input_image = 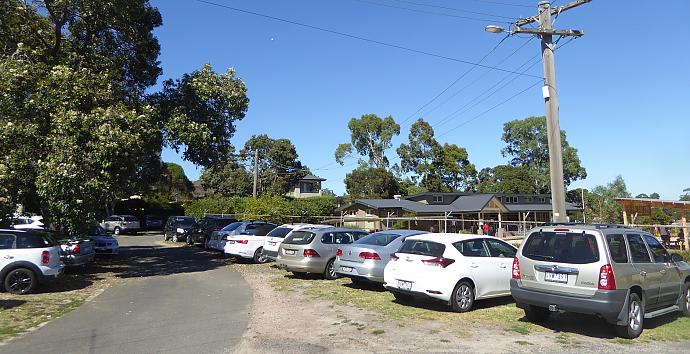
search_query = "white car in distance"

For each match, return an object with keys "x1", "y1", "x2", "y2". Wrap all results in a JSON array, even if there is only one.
[
  {"x1": 383, "y1": 233, "x2": 517, "y2": 312},
  {"x1": 261, "y1": 224, "x2": 332, "y2": 261},
  {"x1": 223, "y1": 223, "x2": 277, "y2": 263}
]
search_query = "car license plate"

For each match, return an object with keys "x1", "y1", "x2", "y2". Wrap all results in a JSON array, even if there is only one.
[
  {"x1": 227, "y1": 240, "x2": 235, "y2": 244},
  {"x1": 268, "y1": 242, "x2": 276, "y2": 246},
  {"x1": 544, "y1": 272, "x2": 568, "y2": 283},
  {"x1": 285, "y1": 249, "x2": 296, "y2": 255},
  {"x1": 341, "y1": 266, "x2": 353, "y2": 273},
  {"x1": 398, "y1": 280, "x2": 412, "y2": 291}
]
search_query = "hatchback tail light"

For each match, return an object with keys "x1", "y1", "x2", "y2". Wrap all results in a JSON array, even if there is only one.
[
  {"x1": 235, "y1": 240, "x2": 248, "y2": 244},
  {"x1": 390, "y1": 253, "x2": 399, "y2": 261},
  {"x1": 598, "y1": 264, "x2": 617, "y2": 290},
  {"x1": 512, "y1": 257, "x2": 521, "y2": 279},
  {"x1": 422, "y1": 257, "x2": 455, "y2": 268},
  {"x1": 336, "y1": 248, "x2": 343, "y2": 257},
  {"x1": 359, "y1": 252, "x2": 381, "y2": 260},
  {"x1": 72, "y1": 244, "x2": 81, "y2": 255},
  {"x1": 41, "y1": 250, "x2": 50, "y2": 265},
  {"x1": 303, "y1": 249, "x2": 320, "y2": 258}
]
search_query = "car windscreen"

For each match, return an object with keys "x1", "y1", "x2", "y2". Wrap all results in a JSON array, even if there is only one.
[
  {"x1": 356, "y1": 233, "x2": 402, "y2": 246},
  {"x1": 283, "y1": 231, "x2": 316, "y2": 245},
  {"x1": 221, "y1": 222, "x2": 243, "y2": 231},
  {"x1": 397, "y1": 239, "x2": 445, "y2": 257},
  {"x1": 124, "y1": 216, "x2": 139, "y2": 222},
  {"x1": 522, "y1": 231, "x2": 600, "y2": 264},
  {"x1": 266, "y1": 227, "x2": 293, "y2": 238}
]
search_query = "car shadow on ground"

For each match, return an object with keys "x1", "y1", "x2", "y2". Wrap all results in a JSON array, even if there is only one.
[
  {"x1": 342, "y1": 280, "x2": 387, "y2": 292},
  {"x1": 0, "y1": 299, "x2": 26, "y2": 310}
]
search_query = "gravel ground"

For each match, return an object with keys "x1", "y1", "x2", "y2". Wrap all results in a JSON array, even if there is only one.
[{"x1": 231, "y1": 262, "x2": 690, "y2": 354}]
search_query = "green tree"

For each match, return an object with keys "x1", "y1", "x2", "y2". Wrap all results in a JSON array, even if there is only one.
[
  {"x1": 344, "y1": 166, "x2": 399, "y2": 199},
  {"x1": 586, "y1": 175, "x2": 631, "y2": 223},
  {"x1": 335, "y1": 114, "x2": 400, "y2": 168},
  {"x1": 680, "y1": 188, "x2": 690, "y2": 201},
  {"x1": 501, "y1": 116, "x2": 587, "y2": 194},
  {"x1": 476, "y1": 165, "x2": 534, "y2": 194},
  {"x1": 148, "y1": 163, "x2": 194, "y2": 202},
  {"x1": 199, "y1": 160, "x2": 253, "y2": 198},
  {"x1": 241, "y1": 135, "x2": 305, "y2": 196},
  {"x1": 397, "y1": 119, "x2": 476, "y2": 192}
]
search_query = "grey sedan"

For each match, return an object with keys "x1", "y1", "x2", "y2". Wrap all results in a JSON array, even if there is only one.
[{"x1": 334, "y1": 230, "x2": 427, "y2": 284}]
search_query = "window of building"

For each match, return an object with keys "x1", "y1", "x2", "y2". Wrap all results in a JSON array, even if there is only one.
[
  {"x1": 432, "y1": 195, "x2": 443, "y2": 203},
  {"x1": 504, "y1": 196, "x2": 518, "y2": 204},
  {"x1": 540, "y1": 197, "x2": 546, "y2": 203},
  {"x1": 365, "y1": 209, "x2": 374, "y2": 215},
  {"x1": 525, "y1": 197, "x2": 533, "y2": 203},
  {"x1": 300, "y1": 181, "x2": 320, "y2": 193}
]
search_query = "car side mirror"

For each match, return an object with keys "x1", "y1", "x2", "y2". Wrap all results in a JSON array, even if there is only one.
[{"x1": 671, "y1": 253, "x2": 684, "y2": 263}]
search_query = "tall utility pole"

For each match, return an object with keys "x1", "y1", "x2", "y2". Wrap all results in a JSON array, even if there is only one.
[
  {"x1": 252, "y1": 149, "x2": 259, "y2": 198},
  {"x1": 486, "y1": 0, "x2": 589, "y2": 222}
]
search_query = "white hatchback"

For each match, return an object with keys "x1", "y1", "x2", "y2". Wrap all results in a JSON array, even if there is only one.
[
  {"x1": 223, "y1": 223, "x2": 277, "y2": 263},
  {"x1": 261, "y1": 224, "x2": 332, "y2": 261},
  {"x1": 383, "y1": 233, "x2": 517, "y2": 312}
]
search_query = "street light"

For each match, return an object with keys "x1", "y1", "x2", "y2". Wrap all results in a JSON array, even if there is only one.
[{"x1": 484, "y1": 25, "x2": 505, "y2": 34}]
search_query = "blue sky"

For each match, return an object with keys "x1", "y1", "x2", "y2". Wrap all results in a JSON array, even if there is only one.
[{"x1": 153, "y1": 0, "x2": 690, "y2": 199}]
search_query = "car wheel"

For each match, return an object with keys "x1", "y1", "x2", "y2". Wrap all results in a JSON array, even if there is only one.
[
  {"x1": 324, "y1": 258, "x2": 338, "y2": 280},
  {"x1": 113, "y1": 227, "x2": 121, "y2": 235},
  {"x1": 524, "y1": 305, "x2": 551, "y2": 322},
  {"x1": 451, "y1": 281, "x2": 475, "y2": 312},
  {"x1": 683, "y1": 282, "x2": 690, "y2": 317},
  {"x1": 393, "y1": 292, "x2": 412, "y2": 303},
  {"x1": 172, "y1": 234, "x2": 178, "y2": 242},
  {"x1": 253, "y1": 247, "x2": 268, "y2": 264},
  {"x1": 615, "y1": 293, "x2": 644, "y2": 339},
  {"x1": 4, "y1": 268, "x2": 37, "y2": 295}
]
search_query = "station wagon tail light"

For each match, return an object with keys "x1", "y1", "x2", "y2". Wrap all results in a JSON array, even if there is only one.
[
  {"x1": 72, "y1": 244, "x2": 81, "y2": 254},
  {"x1": 303, "y1": 249, "x2": 320, "y2": 258},
  {"x1": 390, "y1": 253, "x2": 399, "y2": 261},
  {"x1": 512, "y1": 257, "x2": 521, "y2": 279},
  {"x1": 598, "y1": 264, "x2": 617, "y2": 290},
  {"x1": 41, "y1": 250, "x2": 50, "y2": 265},
  {"x1": 359, "y1": 252, "x2": 381, "y2": 260},
  {"x1": 336, "y1": 248, "x2": 343, "y2": 257},
  {"x1": 422, "y1": 257, "x2": 455, "y2": 268},
  {"x1": 235, "y1": 240, "x2": 248, "y2": 244}
]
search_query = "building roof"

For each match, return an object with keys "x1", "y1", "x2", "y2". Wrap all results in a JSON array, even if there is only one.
[{"x1": 300, "y1": 174, "x2": 326, "y2": 181}]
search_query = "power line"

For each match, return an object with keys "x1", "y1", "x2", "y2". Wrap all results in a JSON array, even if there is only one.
[
  {"x1": 351, "y1": 0, "x2": 513, "y2": 23},
  {"x1": 398, "y1": 34, "x2": 511, "y2": 126},
  {"x1": 194, "y1": 0, "x2": 542, "y2": 79},
  {"x1": 411, "y1": 36, "x2": 535, "y2": 126},
  {"x1": 388, "y1": 0, "x2": 517, "y2": 20},
  {"x1": 466, "y1": 0, "x2": 533, "y2": 9}
]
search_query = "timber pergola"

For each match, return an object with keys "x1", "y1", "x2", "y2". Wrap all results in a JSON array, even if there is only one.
[{"x1": 615, "y1": 198, "x2": 690, "y2": 250}]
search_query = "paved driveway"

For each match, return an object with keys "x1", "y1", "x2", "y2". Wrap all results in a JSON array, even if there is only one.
[{"x1": 1, "y1": 235, "x2": 251, "y2": 354}]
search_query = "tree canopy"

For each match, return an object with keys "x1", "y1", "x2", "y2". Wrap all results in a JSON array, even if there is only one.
[
  {"x1": 335, "y1": 113, "x2": 400, "y2": 169},
  {"x1": 241, "y1": 134, "x2": 305, "y2": 196},
  {"x1": 344, "y1": 166, "x2": 399, "y2": 199}
]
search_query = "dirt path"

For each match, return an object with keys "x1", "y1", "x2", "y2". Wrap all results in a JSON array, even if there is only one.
[{"x1": 231, "y1": 262, "x2": 690, "y2": 354}]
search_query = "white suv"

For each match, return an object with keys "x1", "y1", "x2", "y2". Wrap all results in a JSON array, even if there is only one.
[
  {"x1": 261, "y1": 224, "x2": 332, "y2": 261},
  {"x1": 0, "y1": 229, "x2": 65, "y2": 294}
]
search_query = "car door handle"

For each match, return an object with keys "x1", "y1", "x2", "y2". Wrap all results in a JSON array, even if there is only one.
[
  {"x1": 470, "y1": 264, "x2": 479, "y2": 268},
  {"x1": 3, "y1": 255, "x2": 13, "y2": 259},
  {"x1": 499, "y1": 264, "x2": 508, "y2": 268},
  {"x1": 639, "y1": 271, "x2": 647, "y2": 277}
]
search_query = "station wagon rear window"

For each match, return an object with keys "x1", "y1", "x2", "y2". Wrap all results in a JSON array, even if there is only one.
[
  {"x1": 356, "y1": 233, "x2": 403, "y2": 246},
  {"x1": 522, "y1": 231, "x2": 599, "y2": 264},
  {"x1": 221, "y1": 222, "x2": 243, "y2": 232},
  {"x1": 124, "y1": 216, "x2": 139, "y2": 222},
  {"x1": 283, "y1": 231, "x2": 315, "y2": 245},
  {"x1": 266, "y1": 227, "x2": 293, "y2": 238},
  {"x1": 398, "y1": 240, "x2": 445, "y2": 257}
]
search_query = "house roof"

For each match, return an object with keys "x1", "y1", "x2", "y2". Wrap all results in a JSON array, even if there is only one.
[
  {"x1": 300, "y1": 174, "x2": 326, "y2": 181},
  {"x1": 448, "y1": 194, "x2": 496, "y2": 212}
]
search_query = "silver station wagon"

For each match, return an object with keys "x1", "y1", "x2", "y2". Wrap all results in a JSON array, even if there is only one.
[
  {"x1": 511, "y1": 224, "x2": 690, "y2": 338},
  {"x1": 276, "y1": 227, "x2": 368, "y2": 279}
]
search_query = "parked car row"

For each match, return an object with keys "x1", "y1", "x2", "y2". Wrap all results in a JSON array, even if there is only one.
[
  {"x1": 0, "y1": 227, "x2": 120, "y2": 295},
  {"x1": 253, "y1": 223, "x2": 690, "y2": 339}
]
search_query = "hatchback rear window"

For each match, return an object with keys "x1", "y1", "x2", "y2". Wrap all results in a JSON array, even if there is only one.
[
  {"x1": 283, "y1": 231, "x2": 315, "y2": 245},
  {"x1": 124, "y1": 216, "x2": 139, "y2": 222},
  {"x1": 16, "y1": 234, "x2": 57, "y2": 248},
  {"x1": 522, "y1": 231, "x2": 599, "y2": 264},
  {"x1": 266, "y1": 227, "x2": 293, "y2": 238},
  {"x1": 356, "y1": 233, "x2": 402, "y2": 246},
  {"x1": 398, "y1": 240, "x2": 445, "y2": 257}
]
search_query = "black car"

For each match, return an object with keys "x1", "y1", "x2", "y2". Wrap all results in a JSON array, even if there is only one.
[
  {"x1": 188, "y1": 216, "x2": 238, "y2": 245},
  {"x1": 163, "y1": 216, "x2": 197, "y2": 242}
]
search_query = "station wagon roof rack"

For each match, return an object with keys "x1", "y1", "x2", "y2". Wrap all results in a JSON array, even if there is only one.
[{"x1": 541, "y1": 222, "x2": 633, "y2": 230}]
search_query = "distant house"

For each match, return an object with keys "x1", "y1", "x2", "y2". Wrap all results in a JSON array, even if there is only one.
[
  {"x1": 336, "y1": 192, "x2": 581, "y2": 234},
  {"x1": 287, "y1": 174, "x2": 326, "y2": 199}
]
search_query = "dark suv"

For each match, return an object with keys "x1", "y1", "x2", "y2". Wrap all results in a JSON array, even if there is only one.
[
  {"x1": 163, "y1": 216, "x2": 197, "y2": 243},
  {"x1": 189, "y1": 216, "x2": 237, "y2": 245}
]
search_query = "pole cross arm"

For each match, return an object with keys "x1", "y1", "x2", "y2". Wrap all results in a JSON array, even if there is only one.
[
  {"x1": 515, "y1": 0, "x2": 592, "y2": 27},
  {"x1": 512, "y1": 27, "x2": 584, "y2": 37}
]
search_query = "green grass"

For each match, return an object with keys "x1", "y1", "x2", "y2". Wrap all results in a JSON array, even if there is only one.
[
  {"x1": 508, "y1": 324, "x2": 531, "y2": 335},
  {"x1": 371, "y1": 329, "x2": 385, "y2": 335}
]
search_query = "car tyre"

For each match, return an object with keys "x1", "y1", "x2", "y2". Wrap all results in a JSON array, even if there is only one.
[
  {"x1": 681, "y1": 282, "x2": 690, "y2": 317},
  {"x1": 615, "y1": 293, "x2": 644, "y2": 339},
  {"x1": 4, "y1": 268, "x2": 37, "y2": 295},
  {"x1": 253, "y1": 247, "x2": 268, "y2": 264},
  {"x1": 451, "y1": 281, "x2": 475, "y2": 312},
  {"x1": 113, "y1": 227, "x2": 121, "y2": 235},
  {"x1": 524, "y1": 305, "x2": 551, "y2": 322},
  {"x1": 393, "y1": 292, "x2": 413, "y2": 303},
  {"x1": 324, "y1": 258, "x2": 338, "y2": 280}
]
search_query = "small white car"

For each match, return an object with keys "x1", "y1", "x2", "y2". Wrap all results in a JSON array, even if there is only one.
[
  {"x1": 261, "y1": 224, "x2": 332, "y2": 261},
  {"x1": 384, "y1": 233, "x2": 517, "y2": 312},
  {"x1": 223, "y1": 223, "x2": 277, "y2": 263},
  {"x1": 0, "y1": 229, "x2": 65, "y2": 295},
  {"x1": 11, "y1": 216, "x2": 45, "y2": 230}
]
